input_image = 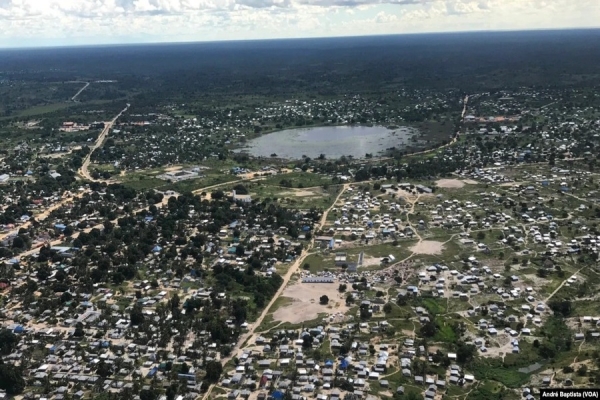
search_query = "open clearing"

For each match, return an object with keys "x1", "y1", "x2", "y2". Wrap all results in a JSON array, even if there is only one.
[
  {"x1": 409, "y1": 240, "x2": 445, "y2": 255},
  {"x1": 436, "y1": 178, "x2": 477, "y2": 188},
  {"x1": 280, "y1": 189, "x2": 319, "y2": 197},
  {"x1": 272, "y1": 281, "x2": 348, "y2": 324}
]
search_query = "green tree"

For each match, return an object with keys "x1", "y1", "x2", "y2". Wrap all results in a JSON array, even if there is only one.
[
  {"x1": 0, "y1": 330, "x2": 19, "y2": 355},
  {"x1": 0, "y1": 361, "x2": 25, "y2": 394},
  {"x1": 420, "y1": 321, "x2": 437, "y2": 338},
  {"x1": 204, "y1": 361, "x2": 223, "y2": 383},
  {"x1": 73, "y1": 322, "x2": 85, "y2": 337},
  {"x1": 130, "y1": 303, "x2": 145, "y2": 325}
]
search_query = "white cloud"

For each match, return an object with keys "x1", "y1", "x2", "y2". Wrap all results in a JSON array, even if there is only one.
[
  {"x1": 375, "y1": 11, "x2": 397, "y2": 23},
  {"x1": 0, "y1": 0, "x2": 597, "y2": 46}
]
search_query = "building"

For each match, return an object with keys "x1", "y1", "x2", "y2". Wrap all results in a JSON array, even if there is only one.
[
  {"x1": 416, "y1": 185, "x2": 433, "y2": 194},
  {"x1": 232, "y1": 190, "x2": 252, "y2": 203},
  {"x1": 302, "y1": 277, "x2": 334, "y2": 283}
]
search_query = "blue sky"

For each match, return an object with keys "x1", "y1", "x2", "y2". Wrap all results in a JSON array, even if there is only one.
[{"x1": 0, "y1": 0, "x2": 598, "y2": 48}]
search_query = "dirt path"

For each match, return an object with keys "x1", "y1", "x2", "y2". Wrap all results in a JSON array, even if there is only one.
[
  {"x1": 462, "y1": 95, "x2": 470, "y2": 119},
  {"x1": 71, "y1": 82, "x2": 90, "y2": 101},
  {"x1": 189, "y1": 169, "x2": 305, "y2": 196},
  {"x1": 79, "y1": 104, "x2": 129, "y2": 181},
  {"x1": 191, "y1": 179, "x2": 243, "y2": 194},
  {"x1": 544, "y1": 266, "x2": 584, "y2": 303},
  {"x1": 12, "y1": 193, "x2": 175, "y2": 263},
  {"x1": 0, "y1": 191, "x2": 88, "y2": 242},
  {"x1": 201, "y1": 184, "x2": 349, "y2": 400}
]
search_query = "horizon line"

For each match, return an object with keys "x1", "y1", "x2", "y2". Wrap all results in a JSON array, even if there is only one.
[{"x1": 0, "y1": 26, "x2": 599, "y2": 51}]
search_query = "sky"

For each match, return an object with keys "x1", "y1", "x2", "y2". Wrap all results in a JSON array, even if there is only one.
[{"x1": 0, "y1": 0, "x2": 598, "y2": 48}]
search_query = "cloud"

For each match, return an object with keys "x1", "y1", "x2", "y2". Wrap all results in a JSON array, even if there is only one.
[
  {"x1": 0, "y1": 0, "x2": 597, "y2": 46},
  {"x1": 375, "y1": 11, "x2": 397, "y2": 23}
]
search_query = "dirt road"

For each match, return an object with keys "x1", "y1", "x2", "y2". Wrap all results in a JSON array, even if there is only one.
[
  {"x1": 0, "y1": 192, "x2": 88, "y2": 242},
  {"x1": 201, "y1": 184, "x2": 349, "y2": 400},
  {"x1": 13, "y1": 193, "x2": 175, "y2": 262},
  {"x1": 461, "y1": 95, "x2": 469, "y2": 119},
  {"x1": 79, "y1": 104, "x2": 129, "y2": 181},
  {"x1": 544, "y1": 266, "x2": 584, "y2": 303},
  {"x1": 71, "y1": 82, "x2": 90, "y2": 101}
]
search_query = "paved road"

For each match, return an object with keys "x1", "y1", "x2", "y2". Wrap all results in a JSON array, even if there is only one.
[
  {"x1": 79, "y1": 104, "x2": 129, "y2": 181},
  {"x1": 201, "y1": 184, "x2": 349, "y2": 400}
]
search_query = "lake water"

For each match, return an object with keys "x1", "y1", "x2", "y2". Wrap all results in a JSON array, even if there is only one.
[{"x1": 236, "y1": 125, "x2": 418, "y2": 159}]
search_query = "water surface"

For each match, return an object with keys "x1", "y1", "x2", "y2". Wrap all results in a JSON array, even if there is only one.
[{"x1": 237, "y1": 125, "x2": 418, "y2": 159}]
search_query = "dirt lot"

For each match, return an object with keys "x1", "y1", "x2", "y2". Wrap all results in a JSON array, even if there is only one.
[
  {"x1": 361, "y1": 256, "x2": 381, "y2": 267},
  {"x1": 409, "y1": 240, "x2": 445, "y2": 255},
  {"x1": 272, "y1": 282, "x2": 348, "y2": 324},
  {"x1": 436, "y1": 178, "x2": 477, "y2": 188},
  {"x1": 280, "y1": 189, "x2": 320, "y2": 197},
  {"x1": 436, "y1": 178, "x2": 465, "y2": 189}
]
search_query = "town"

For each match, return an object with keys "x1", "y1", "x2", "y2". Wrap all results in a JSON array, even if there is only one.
[{"x1": 0, "y1": 31, "x2": 600, "y2": 400}]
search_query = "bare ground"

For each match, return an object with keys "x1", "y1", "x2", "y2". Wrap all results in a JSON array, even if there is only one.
[
  {"x1": 436, "y1": 178, "x2": 477, "y2": 189},
  {"x1": 280, "y1": 190, "x2": 320, "y2": 197},
  {"x1": 436, "y1": 178, "x2": 466, "y2": 189},
  {"x1": 272, "y1": 282, "x2": 348, "y2": 324},
  {"x1": 409, "y1": 240, "x2": 445, "y2": 255},
  {"x1": 361, "y1": 256, "x2": 381, "y2": 267}
]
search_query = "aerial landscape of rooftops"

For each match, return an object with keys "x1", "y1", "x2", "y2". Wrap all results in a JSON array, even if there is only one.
[{"x1": 0, "y1": 1, "x2": 600, "y2": 399}]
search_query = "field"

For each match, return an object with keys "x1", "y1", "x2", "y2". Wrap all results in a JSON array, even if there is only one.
[{"x1": 272, "y1": 281, "x2": 348, "y2": 325}]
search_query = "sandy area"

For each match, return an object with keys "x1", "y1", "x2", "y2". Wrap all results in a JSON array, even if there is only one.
[
  {"x1": 361, "y1": 256, "x2": 381, "y2": 267},
  {"x1": 272, "y1": 282, "x2": 348, "y2": 324},
  {"x1": 43, "y1": 152, "x2": 72, "y2": 159},
  {"x1": 240, "y1": 172, "x2": 259, "y2": 179},
  {"x1": 436, "y1": 178, "x2": 480, "y2": 189},
  {"x1": 280, "y1": 190, "x2": 319, "y2": 197},
  {"x1": 409, "y1": 240, "x2": 445, "y2": 255}
]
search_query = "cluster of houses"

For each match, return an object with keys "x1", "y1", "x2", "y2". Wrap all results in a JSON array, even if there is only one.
[{"x1": 216, "y1": 323, "x2": 478, "y2": 400}]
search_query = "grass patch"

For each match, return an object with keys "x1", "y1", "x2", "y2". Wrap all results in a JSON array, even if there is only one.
[
  {"x1": 434, "y1": 322, "x2": 457, "y2": 343},
  {"x1": 347, "y1": 242, "x2": 416, "y2": 259},
  {"x1": 419, "y1": 297, "x2": 447, "y2": 315},
  {"x1": 301, "y1": 253, "x2": 334, "y2": 274},
  {"x1": 168, "y1": 174, "x2": 240, "y2": 193},
  {"x1": 256, "y1": 314, "x2": 279, "y2": 333},
  {"x1": 269, "y1": 296, "x2": 294, "y2": 313},
  {"x1": 3, "y1": 102, "x2": 72, "y2": 119},
  {"x1": 570, "y1": 300, "x2": 600, "y2": 317},
  {"x1": 379, "y1": 303, "x2": 410, "y2": 319},
  {"x1": 260, "y1": 172, "x2": 333, "y2": 188},
  {"x1": 389, "y1": 318, "x2": 418, "y2": 332},
  {"x1": 210, "y1": 386, "x2": 227, "y2": 397},
  {"x1": 121, "y1": 177, "x2": 165, "y2": 190},
  {"x1": 473, "y1": 358, "x2": 531, "y2": 388}
]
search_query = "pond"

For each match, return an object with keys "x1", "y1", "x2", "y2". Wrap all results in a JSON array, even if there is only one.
[{"x1": 236, "y1": 125, "x2": 418, "y2": 159}]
